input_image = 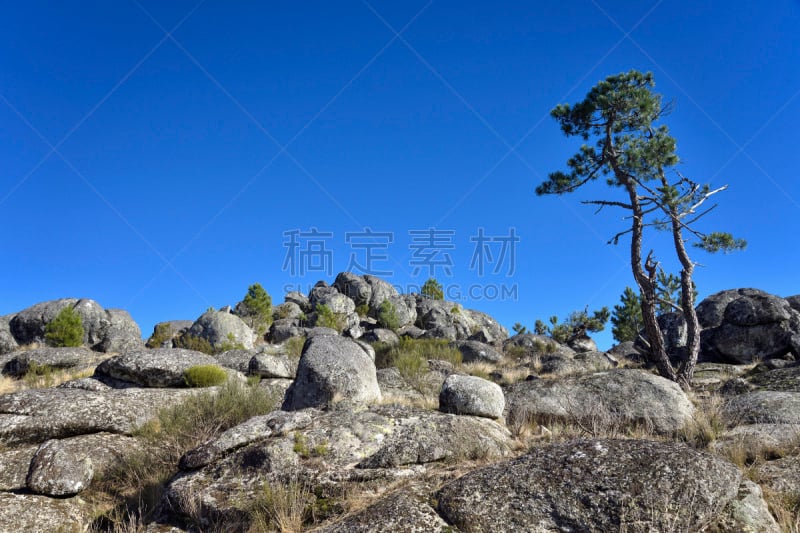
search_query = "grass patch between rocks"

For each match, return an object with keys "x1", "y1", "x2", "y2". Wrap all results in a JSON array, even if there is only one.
[{"x1": 89, "y1": 378, "x2": 281, "y2": 530}]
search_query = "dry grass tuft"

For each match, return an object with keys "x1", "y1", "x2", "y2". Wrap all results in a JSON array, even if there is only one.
[{"x1": 677, "y1": 393, "x2": 727, "y2": 450}]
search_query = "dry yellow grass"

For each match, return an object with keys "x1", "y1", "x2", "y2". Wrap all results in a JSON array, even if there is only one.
[
  {"x1": 0, "y1": 365, "x2": 96, "y2": 394},
  {"x1": 0, "y1": 375, "x2": 17, "y2": 395}
]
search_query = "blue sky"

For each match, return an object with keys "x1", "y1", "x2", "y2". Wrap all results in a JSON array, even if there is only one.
[{"x1": 2, "y1": 1, "x2": 798, "y2": 350}]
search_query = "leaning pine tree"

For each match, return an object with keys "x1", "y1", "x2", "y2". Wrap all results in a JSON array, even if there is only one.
[{"x1": 537, "y1": 70, "x2": 745, "y2": 389}]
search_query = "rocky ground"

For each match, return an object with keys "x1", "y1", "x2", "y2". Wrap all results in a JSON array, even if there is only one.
[{"x1": 0, "y1": 274, "x2": 799, "y2": 532}]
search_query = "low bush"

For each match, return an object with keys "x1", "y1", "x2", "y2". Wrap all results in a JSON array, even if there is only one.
[
  {"x1": 44, "y1": 306, "x2": 84, "y2": 347},
  {"x1": 173, "y1": 334, "x2": 215, "y2": 355},
  {"x1": 183, "y1": 365, "x2": 228, "y2": 387},
  {"x1": 377, "y1": 300, "x2": 400, "y2": 331},
  {"x1": 314, "y1": 304, "x2": 346, "y2": 332},
  {"x1": 146, "y1": 323, "x2": 173, "y2": 349}
]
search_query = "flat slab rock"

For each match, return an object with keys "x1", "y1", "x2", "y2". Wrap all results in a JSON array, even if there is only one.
[
  {"x1": 95, "y1": 348, "x2": 220, "y2": 387},
  {"x1": 745, "y1": 363, "x2": 800, "y2": 392},
  {"x1": 0, "y1": 386, "x2": 202, "y2": 445},
  {"x1": 0, "y1": 492, "x2": 88, "y2": 532},
  {"x1": 436, "y1": 438, "x2": 744, "y2": 533},
  {"x1": 0, "y1": 444, "x2": 38, "y2": 491},
  {"x1": 755, "y1": 456, "x2": 800, "y2": 494},
  {"x1": 504, "y1": 369, "x2": 694, "y2": 435},
  {"x1": 722, "y1": 391, "x2": 800, "y2": 424},
  {"x1": 1, "y1": 346, "x2": 107, "y2": 377},
  {"x1": 164, "y1": 405, "x2": 512, "y2": 528}
]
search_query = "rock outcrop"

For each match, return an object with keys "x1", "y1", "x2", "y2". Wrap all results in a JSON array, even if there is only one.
[
  {"x1": 698, "y1": 289, "x2": 800, "y2": 363},
  {"x1": 7, "y1": 298, "x2": 142, "y2": 352}
]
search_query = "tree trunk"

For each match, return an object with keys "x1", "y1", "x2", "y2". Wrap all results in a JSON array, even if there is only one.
[
  {"x1": 623, "y1": 182, "x2": 677, "y2": 382},
  {"x1": 668, "y1": 208, "x2": 700, "y2": 390}
]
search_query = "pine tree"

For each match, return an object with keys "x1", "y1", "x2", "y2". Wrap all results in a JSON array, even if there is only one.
[{"x1": 537, "y1": 70, "x2": 745, "y2": 388}]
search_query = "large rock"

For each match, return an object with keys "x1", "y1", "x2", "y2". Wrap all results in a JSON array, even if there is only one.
[
  {"x1": 745, "y1": 363, "x2": 800, "y2": 392},
  {"x1": 715, "y1": 479, "x2": 781, "y2": 533},
  {"x1": 635, "y1": 312, "x2": 688, "y2": 363},
  {"x1": 462, "y1": 308, "x2": 509, "y2": 343},
  {"x1": 722, "y1": 391, "x2": 800, "y2": 424},
  {"x1": 8, "y1": 298, "x2": 142, "y2": 352},
  {"x1": 26, "y1": 433, "x2": 138, "y2": 496},
  {"x1": 439, "y1": 374, "x2": 504, "y2": 419},
  {"x1": 333, "y1": 272, "x2": 373, "y2": 307},
  {"x1": 180, "y1": 410, "x2": 313, "y2": 470},
  {"x1": 272, "y1": 301, "x2": 303, "y2": 321},
  {"x1": 452, "y1": 340, "x2": 503, "y2": 364},
  {"x1": 248, "y1": 353, "x2": 296, "y2": 379},
  {"x1": 310, "y1": 282, "x2": 356, "y2": 316},
  {"x1": 98, "y1": 308, "x2": 143, "y2": 352},
  {"x1": 755, "y1": 456, "x2": 800, "y2": 494},
  {"x1": 504, "y1": 333, "x2": 574, "y2": 358},
  {"x1": 361, "y1": 328, "x2": 400, "y2": 345},
  {"x1": 385, "y1": 294, "x2": 417, "y2": 328},
  {"x1": 213, "y1": 348, "x2": 255, "y2": 373},
  {"x1": 186, "y1": 309, "x2": 256, "y2": 351},
  {"x1": 163, "y1": 405, "x2": 512, "y2": 527},
  {"x1": 504, "y1": 369, "x2": 694, "y2": 435},
  {"x1": 436, "y1": 439, "x2": 743, "y2": 532},
  {"x1": 0, "y1": 445, "x2": 38, "y2": 491},
  {"x1": 0, "y1": 493, "x2": 88, "y2": 532},
  {"x1": 537, "y1": 351, "x2": 617, "y2": 377},
  {"x1": 314, "y1": 484, "x2": 450, "y2": 533},
  {"x1": 364, "y1": 274, "x2": 399, "y2": 311},
  {"x1": 146, "y1": 319, "x2": 193, "y2": 348},
  {"x1": 697, "y1": 289, "x2": 800, "y2": 363},
  {"x1": 282, "y1": 335, "x2": 381, "y2": 410},
  {"x1": 0, "y1": 387, "x2": 200, "y2": 445},
  {"x1": 2, "y1": 346, "x2": 107, "y2": 377},
  {"x1": 284, "y1": 291, "x2": 311, "y2": 312},
  {"x1": 26, "y1": 438, "x2": 94, "y2": 496},
  {"x1": 95, "y1": 348, "x2": 219, "y2": 387},
  {"x1": 0, "y1": 315, "x2": 18, "y2": 355},
  {"x1": 711, "y1": 424, "x2": 800, "y2": 461},
  {"x1": 269, "y1": 319, "x2": 308, "y2": 343}
]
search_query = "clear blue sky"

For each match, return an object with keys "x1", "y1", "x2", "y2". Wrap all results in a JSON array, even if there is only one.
[{"x1": 2, "y1": 1, "x2": 798, "y2": 350}]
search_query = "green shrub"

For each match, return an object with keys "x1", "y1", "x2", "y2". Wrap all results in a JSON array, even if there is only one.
[
  {"x1": 146, "y1": 323, "x2": 173, "y2": 348},
  {"x1": 238, "y1": 283, "x2": 273, "y2": 336},
  {"x1": 183, "y1": 365, "x2": 228, "y2": 387},
  {"x1": 450, "y1": 305, "x2": 461, "y2": 315},
  {"x1": 377, "y1": 300, "x2": 400, "y2": 331},
  {"x1": 44, "y1": 306, "x2": 84, "y2": 347},
  {"x1": 173, "y1": 334, "x2": 214, "y2": 355},
  {"x1": 314, "y1": 304, "x2": 346, "y2": 332},
  {"x1": 374, "y1": 337, "x2": 462, "y2": 375},
  {"x1": 23, "y1": 362, "x2": 55, "y2": 388},
  {"x1": 284, "y1": 337, "x2": 306, "y2": 359},
  {"x1": 421, "y1": 278, "x2": 444, "y2": 300},
  {"x1": 355, "y1": 304, "x2": 370, "y2": 318},
  {"x1": 216, "y1": 332, "x2": 246, "y2": 353}
]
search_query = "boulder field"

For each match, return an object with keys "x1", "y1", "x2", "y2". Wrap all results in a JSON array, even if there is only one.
[{"x1": 0, "y1": 276, "x2": 797, "y2": 531}]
